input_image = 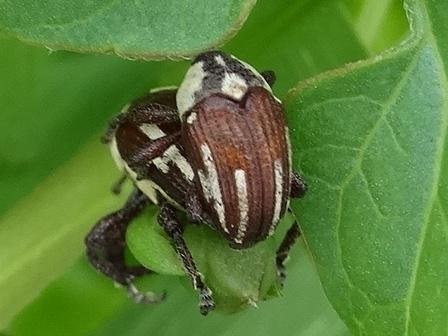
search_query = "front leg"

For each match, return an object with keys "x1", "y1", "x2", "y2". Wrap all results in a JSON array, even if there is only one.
[
  {"x1": 158, "y1": 203, "x2": 215, "y2": 315},
  {"x1": 185, "y1": 185, "x2": 213, "y2": 225},
  {"x1": 126, "y1": 132, "x2": 181, "y2": 180},
  {"x1": 290, "y1": 171, "x2": 307, "y2": 198},
  {"x1": 85, "y1": 189, "x2": 164, "y2": 303},
  {"x1": 111, "y1": 173, "x2": 128, "y2": 195},
  {"x1": 261, "y1": 70, "x2": 276, "y2": 87},
  {"x1": 102, "y1": 89, "x2": 180, "y2": 144},
  {"x1": 276, "y1": 223, "x2": 301, "y2": 286},
  {"x1": 275, "y1": 172, "x2": 307, "y2": 284}
]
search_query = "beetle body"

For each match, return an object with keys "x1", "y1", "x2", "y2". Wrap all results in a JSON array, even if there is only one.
[
  {"x1": 87, "y1": 51, "x2": 306, "y2": 315},
  {"x1": 109, "y1": 88, "x2": 193, "y2": 209},
  {"x1": 177, "y1": 51, "x2": 291, "y2": 248}
]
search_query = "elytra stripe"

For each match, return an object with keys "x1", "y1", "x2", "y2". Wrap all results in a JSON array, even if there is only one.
[
  {"x1": 269, "y1": 159, "x2": 284, "y2": 235},
  {"x1": 235, "y1": 169, "x2": 249, "y2": 243},
  {"x1": 197, "y1": 143, "x2": 227, "y2": 232}
]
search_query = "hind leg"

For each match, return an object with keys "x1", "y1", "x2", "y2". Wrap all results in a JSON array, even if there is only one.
[
  {"x1": 158, "y1": 202, "x2": 215, "y2": 315},
  {"x1": 85, "y1": 189, "x2": 164, "y2": 303}
]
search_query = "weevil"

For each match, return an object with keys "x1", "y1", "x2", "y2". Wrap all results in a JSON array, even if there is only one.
[{"x1": 85, "y1": 51, "x2": 307, "y2": 315}]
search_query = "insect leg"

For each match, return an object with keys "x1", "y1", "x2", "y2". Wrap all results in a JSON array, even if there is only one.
[
  {"x1": 102, "y1": 113, "x2": 127, "y2": 144},
  {"x1": 126, "y1": 103, "x2": 179, "y2": 125},
  {"x1": 102, "y1": 89, "x2": 180, "y2": 145},
  {"x1": 185, "y1": 185, "x2": 214, "y2": 225},
  {"x1": 124, "y1": 131, "x2": 181, "y2": 181},
  {"x1": 85, "y1": 189, "x2": 164, "y2": 303},
  {"x1": 276, "y1": 222, "x2": 301, "y2": 286},
  {"x1": 158, "y1": 202, "x2": 215, "y2": 315},
  {"x1": 279, "y1": 172, "x2": 306, "y2": 284},
  {"x1": 111, "y1": 173, "x2": 128, "y2": 195},
  {"x1": 290, "y1": 171, "x2": 307, "y2": 198}
]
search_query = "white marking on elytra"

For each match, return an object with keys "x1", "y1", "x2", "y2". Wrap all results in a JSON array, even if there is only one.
[
  {"x1": 285, "y1": 126, "x2": 292, "y2": 170},
  {"x1": 186, "y1": 112, "x2": 197, "y2": 124},
  {"x1": 168, "y1": 146, "x2": 195, "y2": 181},
  {"x1": 112, "y1": 143, "x2": 182, "y2": 207},
  {"x1": 140, "y1": 178, "x2": 183, "y2": 209},
  {"x1": 221, "y1": 72, "x2": 248, "y2": 101},
  {"x1": 215, "y1": 55, "x2": 226, "y2": 66},
  {"x1": 139, "y1": 124, "x2": 194, "y2": 181},
  {"x1": 111, "y1": 126, "x2": 183, "y2": 207},
  {"x1": 176, "y1": 61, "x2": 206, "y2": 117},
  {"x1": 235, "y1": 169, "x2": 249, "y2": 243},
  {"x1": 269, "y1": 159, "x2": 284, "y2": 236},
  {"x1": 154, "y1": 145, "x2": 194, "y2": 181},
  {"x1": 124, "y1": 161, "x2": 159, "y2": 205},
  {"x1": 197, "y1": 144, "x2": 227, "y2": 232},
  {"x1": 110, "y1": 137, "x2": 125, "y2": 171},
  {"x1": 139, "y1": 124, "x2": 165, "y2": 140},
  {"x1": 137, "y1": 179, "x2": 161, "y2": 205},
  {"x1": 110, "y1": 126, "x2": 159, "y2": 204},
  {"x1": 285, "y1": 126, "x2": 292, "y2": 207}
]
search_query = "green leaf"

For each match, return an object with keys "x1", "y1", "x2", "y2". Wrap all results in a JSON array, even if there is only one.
[
  {"x1": 9, "y1": 260, "x2": 128, "y2": 336},
  {"x1": 127, "y1": 206, "x2": 282, "y2": 313},
  {"x1": 126, "y1": 207, "x2": 185, "y2": 276},
  {"x1": 0, "y1": 141, "x2": 122, "y2": 328},
  {"x1": 10, "y1": 242, "x2": 347, "y2": 336},
  {"x1": 0, "y1": 0, "x2": 255, "y2": 60},
  {"x1": 1, "y1": 0, "x2": 407, "y2": 333},
  {"x1": 226, "y1": 0, "x2": 369, "y2": 96},
  {"x1": 346, "y1": 0, "x2": 408, "y2": 54},
  {"x1": 0, "y1": 37, "x2": 184, "y2": 329},
  {"x1": 288, "y1": 0, "x2": 448, "y2": 334}
]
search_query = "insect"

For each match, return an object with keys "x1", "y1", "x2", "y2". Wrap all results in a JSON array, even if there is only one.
[{"x1": 85, "y1": 51, "x2": 307, "y2": 315}]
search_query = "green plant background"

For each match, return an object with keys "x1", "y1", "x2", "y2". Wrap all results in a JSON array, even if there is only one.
[{"x1": 1, "y1": 0, "x2": 445, "y2": 335}]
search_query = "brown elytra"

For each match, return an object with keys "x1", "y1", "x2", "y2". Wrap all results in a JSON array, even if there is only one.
[{"x1": 182, "y1": 86, "x2": 291, "y2": 248}]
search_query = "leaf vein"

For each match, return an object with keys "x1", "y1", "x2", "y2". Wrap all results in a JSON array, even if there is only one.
[
  {"x1": 299, "y1": 95, "x2": 384, "y2": 117},
  {"x1": 334, "y1": 50, "x2": 420, "y2": 304},
  {"x1": 404, "y1": 15, "x2": 448, "y2": 333},
  {"x1": 384, "y1": 117, "x2": 408, "y2": 155},
  {"x1": 359, "y1": 170, "x2": 387, "y2": 218}
]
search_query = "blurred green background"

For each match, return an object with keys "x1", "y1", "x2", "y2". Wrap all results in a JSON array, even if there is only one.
[{"x1": 0, "y1": 0, "x2": 408, "y2": 335}]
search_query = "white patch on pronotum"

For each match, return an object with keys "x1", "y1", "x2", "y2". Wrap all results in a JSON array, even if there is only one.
[
  {"x1": 149, "y1": 85, "x2": 177, "y2": 93},
  {"x1": 197, "y1": 144, "x2": 227, "y2": 232},
  {"x1": 230, "y1": 54, "x2": 272, "y2": 93},
  {"x1": 120, "y1": 103, "x2": 131, "y2": 113},
  {"x1": 221, "y1": 72, "x2": 248, "y2": 101},
  {"x1": 269, "y1": 159, "x2": 284, "y2": 236},
  {"x1": 176, "y1": 61, "x2": 206, "y2": 117},
  {"x1": 214, "y1": 55, "x2": 226, "y2": 66},
  {"x1": 234, "y1": 169, "x2": 249, "y2": 243},
  {"x1": 186, "y1": 112, "x2": 197, "y2": 124}
]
